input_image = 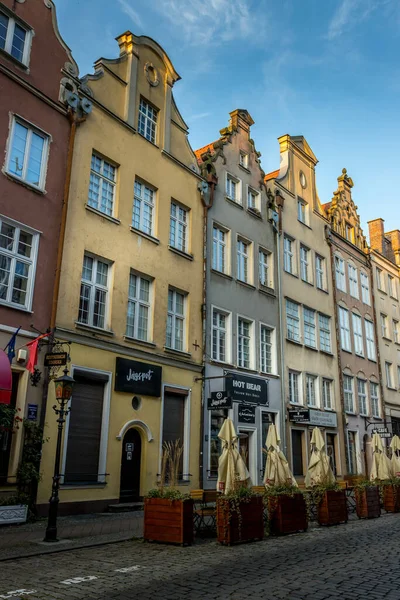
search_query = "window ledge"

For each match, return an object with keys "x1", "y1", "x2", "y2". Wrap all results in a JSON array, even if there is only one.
[
  {"x1": 284, "y1": 270, "x2": 298, "y2": 279},
  {"x1": 237, "y1": 279, "x2": 256, "y2": 290},
  {"x1": 85, "y1": 204, "x2": 121, "y2": 225},
  {"x1": 387, "y1": 386, "x2": 397, "y2": 391},
  {"x1": 130, "y1": 227, "x2": 160, "y2": 245},
  {"x1": 75, "y1": 322, "x2": 114, "y2": 337},
  {"x1": 0, "y1": 300, "x2": 33, "y2": 313},
  {"x1": 211, "y1": 269, "x2": 233, "y2": 281},
  {"x1": 301, "y1": 278, "x2": 314, "y2": 287},
  {"x1": 209, "y1": 359, "x2": 235, "y2": 369},
  {"x1": 320, "y1": 350, "x2": 334, "y2": 357},
  {"x1": 341, "y1": 348, "x2": 353, "y2": 354},
  {"x1": 138, "y1": 132, "x2": 159, "y2": 148},
  {"x1": 61, "y1": 483, "x2": 107, "y2": 490},
  {"x1": 259, "y1": 371, "x2": 279, "y2": 379},
  {"x1": 286, "y1": 337, "x2": 302, "y2": 346},
  {"x1": 382, "y1": 336, "x2": 392, "y2": 342},
  {"x1": 367, "y1": 358, "x2": 377, "y2": 363},
  {"x1": 238, "y1": 164, "x2": 251, "y2": 174},
  {"x1": 258, "y1": 285, "x2": 276, "y2": 297},
  {"x1": 390, "y1": 295, "x2": 398, "y2": 301},
  {"x1": 0, "y1": 47, "x2": 28, "y2": 71},
  {"x1": 124, "y1": 336, "x2": 157, "y2": 349},
  {"x1": 247, "y1": 208, "x2": 262, "y2": 220},
  {"x1": 168, "y1": 246, "x2": 194, "y2": 261},
  {"x1": 304, "y1": 344, "x2": 318, "y2": 352},
  {"x1": 355, "y1": 353, "x2": 365, "y2": 359},
  {"x1": 316, "y1": 286, "x2": 329, "y2": 294},
  {"x1": 298, "y1": 220, "x2": 312, "y2": 230},
  {"x1": 235, "y1": 366, "x2": 258, "y2": 375},
  {"x1": 345, "y1": 411, "x2": 356, "y2": 415},
  {"x1": 164, "y1": 346, "x2": 192, "y2": 359},
  {"x1": 225, "y1": 196, "x2": 243, "y2": 209},
  {"x1": 3, "y1": 170, "x2": 46, "y2": 195},
  {"x1": 378, "y1": 289, "x2": 387, "y2": 295}
]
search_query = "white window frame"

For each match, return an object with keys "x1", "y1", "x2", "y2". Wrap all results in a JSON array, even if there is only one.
[
  {"x1": 237, "y1": 315, "x2": 254, "y2": 369},
  {"x1": 303, "y1": 307, "x2": 316, "y2": 348},
  {"x1": 138, "y1": 97, "x2": 158, "y2": 144},
  {"x1": 365, "y1": 319, "x2": 376, "y2": 361},
  {"x1": 357, "y1": 378, "x2": 368, "y2": 417},
  {"x1": 77, "y1": 253, "x2": 111, "y2": 330},
  {"x1": 318, "y1": 313, "x2": 331, "y2": 353},
  {"x1": 259, "y1": 323, "x2": 275, "y2": 374},
  {"x1": 0, "y1": 215, "x2": 40, "y2": 311},
  {"x1": 237, "y1": 237, "x2": 251, "y2": 283},
  {"x1": 289, "y1": 370, "x2": 301, "y2": 405},
  {"x1": 226, "y1": 172, "x2": 241, "y2": 204},
  {"x1": 348, "y1": 263, "x2": 359, "y2": 299},
  {"x1": 211, "y1": 306, "x2": 231, "y2": 364},
  {"x1": 388, "y1": 274, "x2": 397, "y2": 299},
  {"x1": 125, "y1": 272, "x2": 152, "y2": 342},
  {"x1": 286, "y1": 299, "x2": 300, "y2": 343},
  {"x1": 284, "y1": 236, "x2": 295, "y2": 274},
  {"x1": 343, "y1": 375, "x2": 355, "y2": 413},
  {"x1": 132, "y1": 179, "x2": 155, "y2": 235},
  {"x1": 381, "y1": 313, "x2": 389, "y2": 339},
  {"x1": 370, "y1": 382, "x2": 380, "y2": 418},
  {"x1": 352, "y1": 313, "x2": 364, "y2": 357},
  {"x1": 166, "y1": 288, "x2": 187, "y2": 352},
  {"x1": 305, "y1": 374, "x2": 318, "y2": 407},
  {"x1": 258, "y1": 247, "x2": 272, "y2": 288},
  {"x1": 315, "y1": 255, "x2": 326, "y2": 291},
  {"x1": 300, "y1": 245, "x2": 311, "y2": 283},
  {"x1": 360, "y1": 271, "x2": 371, "y2": 305},
  {"x1": 339, "y1": 306, "x2": 351, "y2": 352},
  {"x1": 322, "y1": 378, "x2": 333, "y2": 410},
  {"x1": 212, "y1": 224, "x2": 229, "y2": 274},
  {"x1": 246, "y1": 185, "x2": 260, "y2": 211},
  {"x1": 239, "y1": 151, "x2": 248, "y2": 168},
  {"x1": 335, "y1": 255, "x2": 346, "y2": 292},
  {"x1": 297, "y1": 198, "x2": 308, "y2": 224},
  {"x1": 6, "y1": 116, "x2": 50, "y2": 191},
  {"x1": 386, "y1": 361, "x2": 394, "y2": 389},
  {"x1": 169, "y1": 201, "x2": 189, "y2": 253},
  {"x1": 0, "y1": 10, "x2": 32, "y2": 65},
  {"x1": 376, "y1": 267, "x2": 384, "y2": 291},
  {"x1": 88, "y1": 153, "x2": 117, "y2": 217},
  {"x1": 394, "y1": 319, "x2": 400, "y2": 344}
]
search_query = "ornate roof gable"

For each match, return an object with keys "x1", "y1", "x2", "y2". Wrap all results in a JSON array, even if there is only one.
[{"x1": 325, "y1": 169, "x2": 368, "y2": 252}]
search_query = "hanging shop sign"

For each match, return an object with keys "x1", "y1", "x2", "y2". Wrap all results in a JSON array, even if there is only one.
[
  {"x1": 115, "y1": 358, "x2": 162, "y2": 396},
  {"x1": 288, "y1": 408, "x2": 310, "y2": 423},
  {"x1": 207, "y1": 392, "x2": 232, "y2": 410},
  {"x1": 309, "y1": 409, "x2": 337, "y2": 428},
  {"x1": 372, "y1": 427, "x2": 391, "y2": 438},
  {"x1": 27, "y1": 404, "x2": 38, "y2": 421},
  {"x1": 44, "y1": 352, "x2": 68, "y2": 367},
  {"x1": 238, "y1": 404, "x2": 256, "y2": 424},
  {"x1": 225, "y1": 372, "x2": 268, "y2": 405}
]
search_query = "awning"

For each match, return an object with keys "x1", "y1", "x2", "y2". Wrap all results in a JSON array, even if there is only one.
[{"x1": 0, "y1": 349, "x2": 12, "y2": 405}]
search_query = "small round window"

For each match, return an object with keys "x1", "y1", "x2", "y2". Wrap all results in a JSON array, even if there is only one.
[
  {"x1": 132, "y1": 396, "x2": 142, "y2": 411},
  {"x1": 299, "y1": 171, "x2": 307, "y2": 189}
]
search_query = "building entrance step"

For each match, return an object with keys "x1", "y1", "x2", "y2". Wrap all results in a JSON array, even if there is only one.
[{"x1": 108, "y1": 502, "x2": 144, "y2": 513}]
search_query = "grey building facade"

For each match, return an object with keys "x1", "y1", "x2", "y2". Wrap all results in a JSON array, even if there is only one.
[{"x1": 196, "y1": 110, "x2": 282, "y2": 489}]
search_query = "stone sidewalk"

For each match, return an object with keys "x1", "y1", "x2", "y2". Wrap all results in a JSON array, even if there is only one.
[{"x1": 0, "y1": 511, "x2": 144, "y2": 561}]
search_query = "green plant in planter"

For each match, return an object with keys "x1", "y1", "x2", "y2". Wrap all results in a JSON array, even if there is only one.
[
  {"x1": 303, "y1": 482, "x2": 340, "y2": 521},
  {"x1": 217, "y1": 483, "x2": 261, "y2": 542}
]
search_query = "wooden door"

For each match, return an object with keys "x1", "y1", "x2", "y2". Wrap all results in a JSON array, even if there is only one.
[{"x1": 119, "y1": 429, "x2": 142, "y2": 502}]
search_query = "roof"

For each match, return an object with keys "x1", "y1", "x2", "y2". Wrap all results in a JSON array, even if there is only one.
[
  {"x1": 264, "y1": 169, "x2": 279, "y2": 182},
  {"x1": 321, "y1": 202, "x2": 331, "y2": 215},
  {"x1": 194, "y1": 141, "x2": 218, "y2": 163}
]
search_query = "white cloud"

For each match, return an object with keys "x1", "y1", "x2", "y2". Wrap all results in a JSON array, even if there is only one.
[
  {"x1": 326, "y1": 0, "x2": 393, "y2": 40},
  {"x1": 117, "y1": 0, "x2": 144, "y2": 29},
  {"x1": 187, "y1": 112, "x2": 211, "y2": 122}
]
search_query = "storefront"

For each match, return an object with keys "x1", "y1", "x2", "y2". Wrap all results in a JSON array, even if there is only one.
[{"x1": 203, "y1": 366, "x2": 281, "y2": 488}]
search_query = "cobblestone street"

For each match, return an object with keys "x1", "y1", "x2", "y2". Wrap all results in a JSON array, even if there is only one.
[{"x1": 1, "y1": 512, "x2": 400, "y2": 600}]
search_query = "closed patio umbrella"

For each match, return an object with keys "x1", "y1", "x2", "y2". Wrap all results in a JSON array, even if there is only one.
[
  {"x1": 305, "y1": 427, "x2": 335, "y2": 487},
  {"x1": 217, "y1": 418, "x2": 251, "y2": 494},
  {"x1": 370, "y1": 432, "x2": 391, "y2": 481},
  {"x1": 263, "y1": 423, "x2": 297, "y2": 488},
  {"x1": 390, "y1": 435, "x2": 400, "y2": 478}
]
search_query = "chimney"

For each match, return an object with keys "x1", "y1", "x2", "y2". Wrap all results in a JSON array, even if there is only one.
[
  {"x1": 385, "y1": 230, "x2": 400, "y2": 266},
  {"x1": 368, "y1": 218, "x2": 385, "y2": 255}
]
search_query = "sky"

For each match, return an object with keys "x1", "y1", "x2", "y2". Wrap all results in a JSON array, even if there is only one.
[{"x1": 54, "y1": 0, "x2": 400, "y2": 237}]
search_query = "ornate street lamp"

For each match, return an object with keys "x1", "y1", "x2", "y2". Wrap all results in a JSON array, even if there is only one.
[{"x1": 44, "y1": 368, "x2": 74, "y2": 542}]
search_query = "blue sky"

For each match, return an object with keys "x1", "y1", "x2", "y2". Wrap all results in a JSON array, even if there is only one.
[{"x1": 55, "y1": 0, "x2": 400, "y2": 236}]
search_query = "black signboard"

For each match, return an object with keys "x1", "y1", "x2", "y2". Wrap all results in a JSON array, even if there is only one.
[
  {"x1": 44, "y1": 352, "x2": 67, "y2": 367},
  {"x1": 372, "y1": 427, "x2": 391, "y2": 438},
  {"x1": 27, "y1": 404, "x2": 38, "y2": 421},
  {"x1": 225, "y1": 372, "x2": 268, "y2": 405},
  {"x1": 207, "y1": 394, "x2": 232, "y2": 410},
  {"x1": 288, "y1": 408, "x2": 310, "y2": 423},
  {"x1": 115, "y1": 358, "x2": 162, "y2": 396},
  {"x1": 238, "y1": 404, "x2": 256, "y2": 424}
]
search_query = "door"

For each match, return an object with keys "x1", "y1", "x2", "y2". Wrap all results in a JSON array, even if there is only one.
[
  {"x1": 0, "y1": 372, "x2": 19, "y2": 483},
  {"x1": 326, "y1": 433, "x2": 337, "y2": 476},
  {"x1": 119, "y1": 429, "x2": 142, "y2": 502}
]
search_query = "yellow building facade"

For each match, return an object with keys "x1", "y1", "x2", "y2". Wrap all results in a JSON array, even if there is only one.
[{"x1": 37, "y1": 32, "x2": 204, "y2": 514}]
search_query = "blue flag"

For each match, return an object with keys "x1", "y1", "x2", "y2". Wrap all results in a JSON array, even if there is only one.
[{"x1": 4, "y1": 327, "x2": 21, "y2": 364}]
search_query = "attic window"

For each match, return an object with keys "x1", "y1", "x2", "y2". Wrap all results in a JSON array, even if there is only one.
[
  {"x1": 239, "y1": 151, "x2": 248, "y2": 169},
  {"x1": 0, "y1": 9, "x2": 31, "y2": 66},
  {"x1": 345, "y1": 222, "x2": 354, "y2": 243},
  {"x1": 138, "y1": 98, "x2": 158, "y2": 144}
]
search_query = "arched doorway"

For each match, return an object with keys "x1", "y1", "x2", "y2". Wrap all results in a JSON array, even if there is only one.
[{"x1": 119, "y1": 428, "x2": 142, "y2": 502}]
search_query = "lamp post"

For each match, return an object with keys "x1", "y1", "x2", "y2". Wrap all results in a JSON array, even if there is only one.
[{"x1": 44, "y1": 368, "x2": 74, "y2": 542}]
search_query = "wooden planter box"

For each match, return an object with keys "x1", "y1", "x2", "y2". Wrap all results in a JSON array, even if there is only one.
[
  {"x1": 383, "y1": 485, "x2": 400, "y2": 513},
  {"x1": 0, "y1": 504, "x2": 28, "y2": 525},
  {"x1": 317, "y1": 490, "x2": 347, "y2": 526},
  {"x1": 355, "y1": 487, "x2": 380, "y2": 519},
  {"x1": 268, "y1": 493, "x2": 308, "y2": 535},
  {"x1": 217, "y1": 495, "x2": 264, "y2": 546},
  {"x1": 144, "y1": 498, "x2": 194, "y2": 545}
]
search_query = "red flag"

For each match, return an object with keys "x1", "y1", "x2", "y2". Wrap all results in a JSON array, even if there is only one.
[
  {"x1": 0, "y1": 349, "x2": 12, "y2": 404},
  {"x1": 25, "y1": 333, "x2": 49, "y2": 374}
]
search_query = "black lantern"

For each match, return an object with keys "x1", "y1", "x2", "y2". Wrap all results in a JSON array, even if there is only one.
[{"x1": 54, "y1": 368, "x2": 74, "y2": 402}]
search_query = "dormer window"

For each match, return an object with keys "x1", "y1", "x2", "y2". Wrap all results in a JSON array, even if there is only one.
[
  {"x1": 345, "y1": 222, "x2": 354, "y2": 243},
  {"x1": 0, "y1": 10, "x2": 31, "y2": 66},
  {"x1": 239, "y1": 151, "x2": 248, "y2": 169}
]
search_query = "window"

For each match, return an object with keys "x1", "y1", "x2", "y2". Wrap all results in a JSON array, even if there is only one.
[
  {"x1": 237, "y1": 317, "x2": 252, "y2": 369},
  {"x1": 365, "y1": 320, "x2": 376, "y2": 361},
  {"x1": 284, "y1": 236, "x2": 294, "y2": 274},
  {"x1": 6, "y1": 117, "x2": 49, "y2": 190},
  {"x1": 389, "y1": 275, "x2": 397, "y2": 299},
  {"x1": 226, "y1": 174, "x2": 240, "y2": 203},
  {"x1": 376, "y1": 267, "x2": 384, "y2": 291},
  {"x1": 289, "y1": 371, "x2": 301, "y2": 404},
  {"x1": 357, "y1": 379, "x2": 368, "y2": 416},
  {"x1": 132, "y1": 180, "x2": 155, "y2": 235},
  {"x1": 360, "y1": 271, "x2": 371, "y2": 305},
  {"x1": 78, "y1": 254, "x2": 109, "y2": 329},
  {"x1": 300, "y1": 245, "x2": 310, "y2": 283},
  {"x1": 247, "y1": 187, "x2": 260, "y2": 211},
  {"x1": 239, "y1": 151, "x2": 248, "y2": 168},
  {"x1": 339, "y1": 307, "x2": 351, "y2": 351},
  {"x1": 322, "y1": 379, "x2": 333, "y2": 410},
  {"x1": 169, "y1": 202, "x2": 188, "y2": 253},
  {"x1": 0, "y1": 11, "x2": 29, "y2": 64},
  {"x1": 335, "y1": 256, "x2": 346, "y2": 291},
  {"x1": 352, "y1": 313, "x2": 364, "y2": 356},
  {"x1": 166, "y1": 289, "x2": 186, "y2": 352},
  {"x1": 212, "y1": 225, "x2": 227, "y2": 273},
  {"x1": 318, "y1": 314, "x2": 331, "y2": 353},
  {"x1": 162, "y1": 391, "x2": 186, "y2": 479},
  {"x1": 212, "y1": 308, "x2": 229, "y2": 363},
  {"x1": 237, "y1": 239, "x2": 250, "y2": 283},
  {"x1": 0, "y1": 217, "x2": 38, "y2": 310},
  {"x1": 209, "y1": 410, "x2": 226, "y2": 477},
  {"x1": 292, "y1": 430, "x2": 304, "y2": 476},
  {"x1": 385, "y1": 362, "x2": 394, "y2": 388},
  {"x1": 345, "y1": 223, "x2": 354, "y2": 242},
  {"x1": 347, "y1": 431, "x2": 358, "y2": 474},
  {"x1": 343, "y1": 375, "x2": 354, "y2": 413},
  {"x1": 370, "y1": 382, "x2": 380, "y2": 418},
  {"x1": 306, "y1": 374, "x2": 317, "y2": 407},
  {"x1": 259, "y1": 249, "x2": 272, "y2": 287},
  {"x1": 286, "y1": 300, "x2": 300, "y2": 343},
  {"x1": 138, "y1": 98, "x2": 158, "y2": 143},
  {"x1": 393, "y1": 320, "x2": 399, "y2": 344},
  {"x1": 260, "y1": 325, "x2": 273, "y2": 373},
  {"x1": 316, "y1": 255, "x2": 326, "y2": 290},
  {"x1": 348, "y1": 264, "x2": 359, "y2": 299},
  {"x1": 381, "y1": 313, "x2": 389, "y2": 338},
  {"x1": 304, "y1": 308, "x2": 316, "y2": 348},
  {"x1": 126, "y1": 272, "x2": 151, "y2": 341},
  {"x1": 88, "y1": 153, "x2": 116, "y2": 217},
  {"x1": 398, "y1": 366, "x2": 400, "y2": 389},
  {"x1": 297, "y1": 198, "x2": 308, "y2": 224}
]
